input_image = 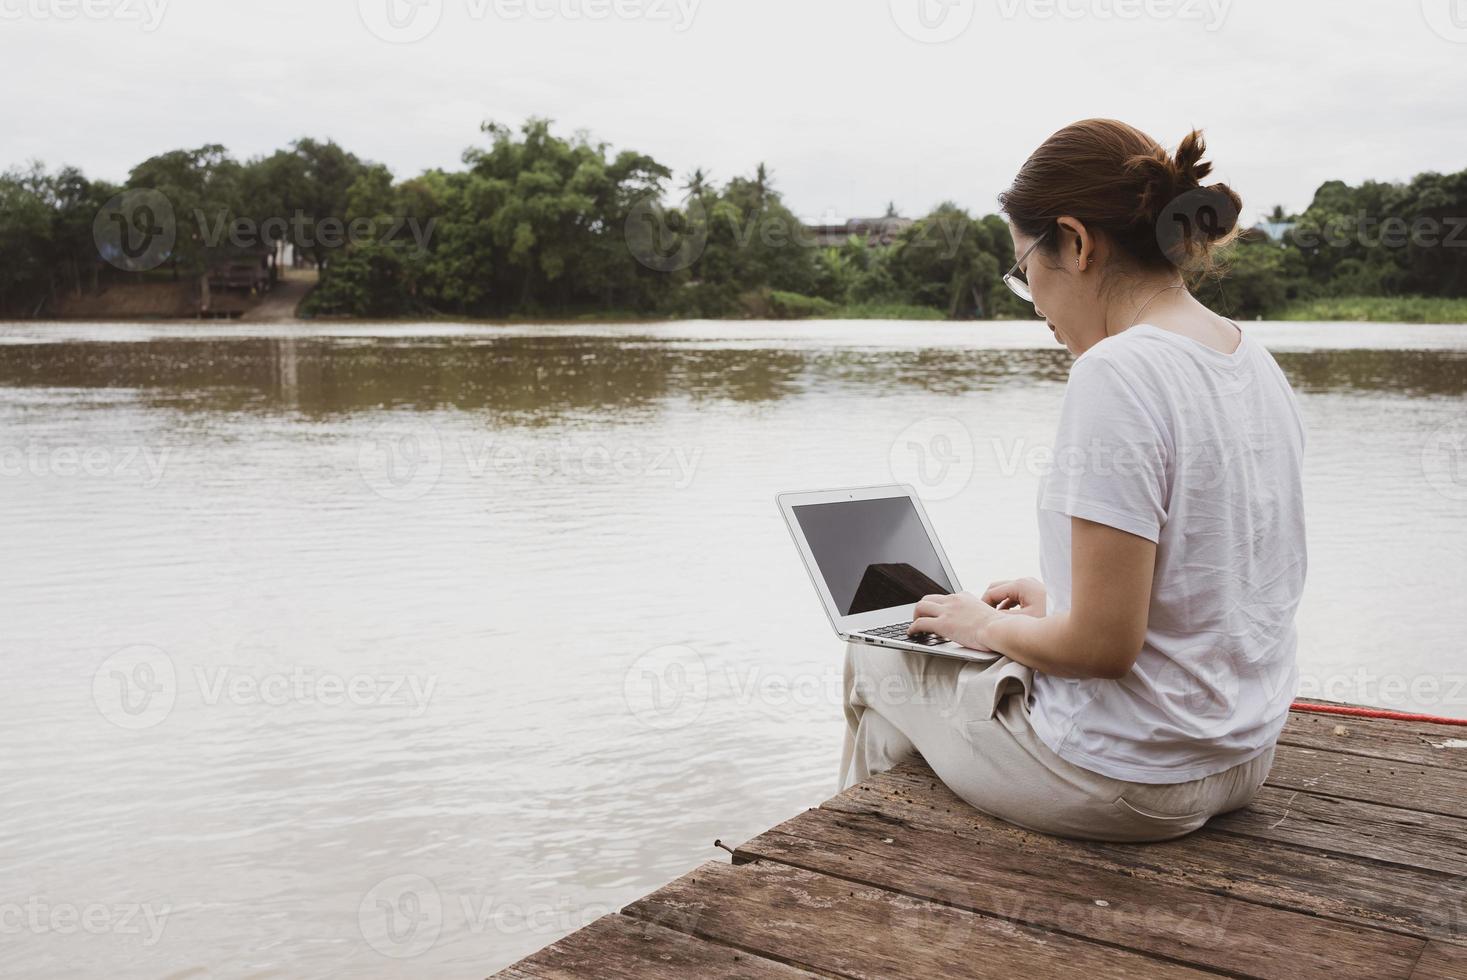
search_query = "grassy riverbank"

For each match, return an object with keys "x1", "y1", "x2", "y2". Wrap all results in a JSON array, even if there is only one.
[{"x1": 1274, "y1": 295, "x2": 1467, "y2": 324}]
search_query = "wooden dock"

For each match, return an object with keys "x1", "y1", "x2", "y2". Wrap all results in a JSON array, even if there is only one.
[{"x1": 493, "y1": 699, "x2": 1467, "y2": 978}]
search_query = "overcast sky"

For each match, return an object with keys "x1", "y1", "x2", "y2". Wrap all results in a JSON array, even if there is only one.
[{"x1": 4, "y1": 0, "x2": 1466, "y2": 223}]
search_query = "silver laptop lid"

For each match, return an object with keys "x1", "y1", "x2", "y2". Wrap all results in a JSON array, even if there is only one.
[{"x1": 776, "y1": 484, "x2": 962, "y2": 635}]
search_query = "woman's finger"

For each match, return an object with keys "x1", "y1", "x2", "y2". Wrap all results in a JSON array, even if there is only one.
[
  {"x1": 912, "y1": 596, "x2": 942, "y2": 619},
  {"x1": 981, "y1": 581, "x2": 1013, "y2": 604},
  {"x1": 907, "y1": 615, "x2": 941, "y2": 636}
]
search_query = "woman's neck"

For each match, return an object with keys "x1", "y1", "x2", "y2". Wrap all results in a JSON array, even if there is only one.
[{"x1": 1103, "y1": 276, "x2": 1192, "y2": 339}]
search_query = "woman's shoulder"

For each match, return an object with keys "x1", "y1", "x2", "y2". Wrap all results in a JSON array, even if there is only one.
[
  {"x1": 1069, "y1": 326, "x2": 1177, "y2": 389},
  {"x1": 1076, "y1": 321, "x2": 1252, "y2": 383}
]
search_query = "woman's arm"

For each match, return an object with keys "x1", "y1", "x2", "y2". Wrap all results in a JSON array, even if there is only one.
[{"x1": 910, "y1": 516, "x2": 1155, "y2": 680}]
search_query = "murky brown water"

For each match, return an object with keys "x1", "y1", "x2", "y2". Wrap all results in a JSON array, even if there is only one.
[{"x1": 2, "y1": 319, "x2": 1465, "y2": 977}]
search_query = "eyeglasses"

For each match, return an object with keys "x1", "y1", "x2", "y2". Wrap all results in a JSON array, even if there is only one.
[{"x1": 1002, "y1": 227, "x2": 1050, "y2": 304}]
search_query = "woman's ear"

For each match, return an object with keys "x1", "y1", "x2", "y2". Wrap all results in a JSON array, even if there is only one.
[{"x1": 1055, "y1": 215, "x2": 1094, "y2": 272}]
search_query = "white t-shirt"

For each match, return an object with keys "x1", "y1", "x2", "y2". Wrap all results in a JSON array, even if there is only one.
[{"x1": 1027, "y1": 321, "x2": 1307, "y2": 784}]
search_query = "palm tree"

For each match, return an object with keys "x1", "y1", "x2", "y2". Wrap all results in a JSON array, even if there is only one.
[
  {"x1": 752, "y1": 163, "x2": 773, "y2": 206},
  {"x1": 682, "y1": 167, "x2": 713, "y2": 202}
]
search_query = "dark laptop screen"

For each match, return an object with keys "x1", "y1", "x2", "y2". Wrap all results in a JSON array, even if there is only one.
[{"x1": 792, "y1": 496, "x2": 954, "y2": 616}]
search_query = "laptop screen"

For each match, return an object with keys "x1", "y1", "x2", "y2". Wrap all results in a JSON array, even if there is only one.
[{"x1": 792, "y1": 496, "x2": 954, "y2": 616}]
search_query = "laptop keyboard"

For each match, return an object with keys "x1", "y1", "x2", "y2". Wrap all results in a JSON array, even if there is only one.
[{"x1": 861, "y1": 621, "x2": 947, "y2": 646}]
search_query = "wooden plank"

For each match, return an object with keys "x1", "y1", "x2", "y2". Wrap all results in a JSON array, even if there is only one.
[
  {"x1": 1207, "y1": 785, "x2": 1467, "y2": 876},
  {"x1": 1294, "y1": 701, "x2": 1467, "y2": 741},
  {"x1": 823, "y1": 761, "x2": 1467, "y2": 942},
  {"x1": 622, "y1": 859, "x2": 1217, "y2": 980},
  {"x1": 1410, "y1": 940, "x2": 1467, "y2": 979},
  {"x1": 1266, "y1": 742, "x2": 1467, "y2": 819},
  {"x1": 1281, "y1": 710, "x2": 1467, "y2": 773},
  {"x1": 734, "y1": 805, "x2": 1424, "y2": 979},
  {"x1": 491, "y1": 913, "x2": 819, "y2": 979}
]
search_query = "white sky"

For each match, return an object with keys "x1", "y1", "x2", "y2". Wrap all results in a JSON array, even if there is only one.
[{"x1": 3, "y1": 0, "x2": 1466, "y2": 223}]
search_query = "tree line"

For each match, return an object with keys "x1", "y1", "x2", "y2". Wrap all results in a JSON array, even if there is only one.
[{"x1": 2, "y1": 118, "x2": 1465, "y2": 320}]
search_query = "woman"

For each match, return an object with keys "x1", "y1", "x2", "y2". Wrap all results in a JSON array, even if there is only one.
[{"x1": 839, "y1": 119, "x2": 1307, "y2": 842}]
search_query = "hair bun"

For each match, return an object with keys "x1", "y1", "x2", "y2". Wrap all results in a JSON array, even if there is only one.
[
  {"x1": 1171, "y1": 129, "x2": 1214, "y2": 189},
  {"x1": 1123, "y1": 146, "x2": 1178, "y2": 228},
  {"x1": 1125, "y1": 129, "x2": 1217, "y2": 229},
  {"x1": 1138, "y1": 129, "x2": 1241, "y2": 266}
]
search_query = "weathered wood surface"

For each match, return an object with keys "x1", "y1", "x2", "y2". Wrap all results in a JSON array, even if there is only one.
[
  {"x1": 1411, "y1": 940, "x2": 1467, "y2": 979},
  {"x1": 818, "y1": 761, "x2": 1466, "y2": 943},
  {"x1": 1264, "y1": 743, "x2": 1467, "y2": 818},
  {"x1": 624, "y1": 861, "x2": 1217, "y2": 979},
  {"x1": 493, "y1": 914, "x2": 818, "y2": 979},
  {"x1": 735, "y1": 808, "x2": 1425, "y2": 979},
  {"x1": 1279, "y1": 709, "x2": 1467, "y2": 772},
  {"x1": 492, "y1": 702, "x2": 1467, "y2": 978}
]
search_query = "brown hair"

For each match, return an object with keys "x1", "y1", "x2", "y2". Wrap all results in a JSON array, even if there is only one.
[{"x1": 999, "y1": 119, "x2": 1242, "y2": 274}]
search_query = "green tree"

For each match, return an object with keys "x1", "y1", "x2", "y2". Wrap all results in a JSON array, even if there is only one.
[{"x1": 128, "y1": 144, "x2": 245, "y2": 302}]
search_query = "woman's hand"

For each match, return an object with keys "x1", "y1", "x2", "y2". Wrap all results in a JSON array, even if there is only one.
[
  {"x1": 909, "y1": 591, "x2": 1008, "y2": 652},
  {"x1": 981, "y1": 577, "x2": 1047, "y2": 618}
]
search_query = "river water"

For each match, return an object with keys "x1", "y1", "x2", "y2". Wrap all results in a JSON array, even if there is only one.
[{"x1": 2, "y1": 319, "x2": 1465, "y2": 976}]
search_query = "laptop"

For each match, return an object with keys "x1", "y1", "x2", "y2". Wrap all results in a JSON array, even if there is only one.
[{"x1": 777, "y1": 483, "x2": 999, "y2": 664}]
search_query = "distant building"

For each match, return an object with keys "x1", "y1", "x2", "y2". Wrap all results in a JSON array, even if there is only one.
[{"x1": 806, "y1": 215, "x2": 914, "y2": 248}]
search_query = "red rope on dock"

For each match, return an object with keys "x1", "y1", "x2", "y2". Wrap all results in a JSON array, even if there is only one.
[{"x1": 1290, "y1": 700, "x2": 1467, "y2": 727}]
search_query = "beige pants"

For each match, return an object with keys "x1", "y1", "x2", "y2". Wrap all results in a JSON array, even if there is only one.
[{"x1": 839, "y1": 640, "x2": 1276, "y2": 842}]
